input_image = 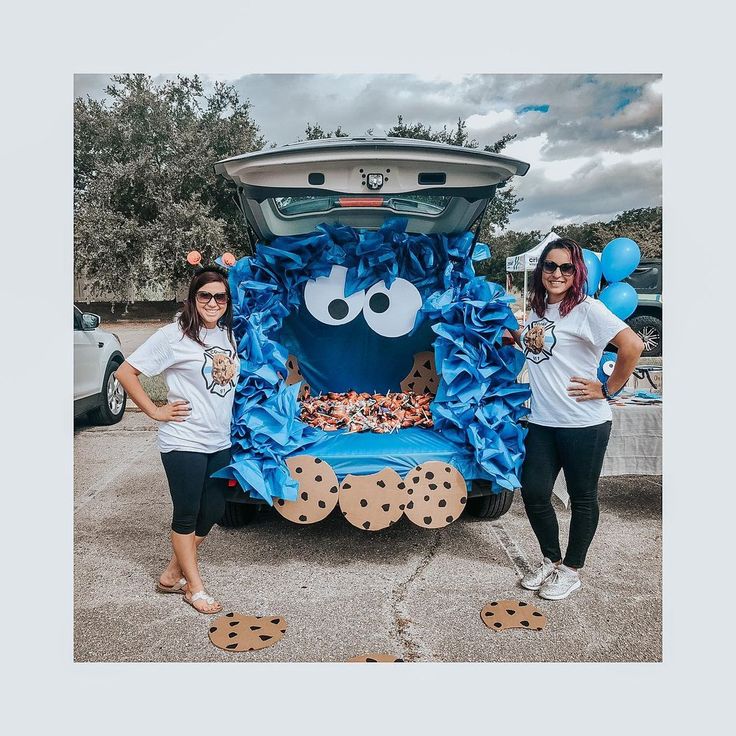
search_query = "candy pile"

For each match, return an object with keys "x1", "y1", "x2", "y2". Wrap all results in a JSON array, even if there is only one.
[{"x1": 300, "y1": 391, "x2": 434, "y2": 433}]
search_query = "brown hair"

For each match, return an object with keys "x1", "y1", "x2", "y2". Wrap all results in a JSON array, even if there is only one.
[
  {"x1": 178, "y1": 268, "x2": 235, "y2": 348},
  {"x1": 529, "y1": 237, "x2": 588, "y2": 318}
]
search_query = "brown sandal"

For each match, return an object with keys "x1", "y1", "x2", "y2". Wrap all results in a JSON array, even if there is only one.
[{"x1": 156, "y1": 577, "x2": 187, "y2": 594}]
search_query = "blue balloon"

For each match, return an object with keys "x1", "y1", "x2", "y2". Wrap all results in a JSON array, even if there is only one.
[
  {"x1": 582, "y1": 249, "x2": 602, "y2": 296},
  {"x1": 597, "y1": 351, "x2": 624, "y2": 396},
  {"x1": 598, "y1": 282, "x2": 638, "y2": 320},
  {"x1": 601, "y1": 237, "x2": 641, "y2": 282}
]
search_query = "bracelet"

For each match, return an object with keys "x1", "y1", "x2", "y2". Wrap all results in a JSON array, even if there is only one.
[{"x1": 601, "y1": 381, "x2": 611, "y2": 400}]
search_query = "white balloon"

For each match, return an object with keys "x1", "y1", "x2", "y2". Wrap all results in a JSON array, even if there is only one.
[
  {"x1": 304, "y1": 265, "x2": 365, "y2": 326},
  {"x1": 363, "y1": 278, "x2": 422, "y2": 338}
]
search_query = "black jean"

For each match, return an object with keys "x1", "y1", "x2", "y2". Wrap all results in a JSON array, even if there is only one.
[
  {"x1": 520, "y1": 421, "x2": 612, "y2": 568},
  {"x1": 160, "y1": 448, "x2": 231, "y2": 536}
]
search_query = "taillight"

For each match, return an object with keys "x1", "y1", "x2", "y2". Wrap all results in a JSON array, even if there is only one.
[
  {"x1": 338, "y1": 197, "x2": 384, "y2": 207},
  {"x1": 227, "y1": 479, "x2": 237, "y2": 487}
]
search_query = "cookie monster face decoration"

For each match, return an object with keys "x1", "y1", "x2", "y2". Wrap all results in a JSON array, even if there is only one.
[{"x1": 212, "y1": 218, "x2": 531, "y2": 531}]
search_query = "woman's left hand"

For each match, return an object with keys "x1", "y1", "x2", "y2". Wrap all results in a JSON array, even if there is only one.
[{"x1": 567, "y1": 376, "x2": 605, "y2": 402}]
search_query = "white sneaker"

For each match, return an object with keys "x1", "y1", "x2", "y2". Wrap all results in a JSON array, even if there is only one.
[
  {"x1": 520, "y1": 557, "x2": 558, "y2": 591},
  {"x1": 538, "y1": 564, "x2": 582, "y2": 600}
]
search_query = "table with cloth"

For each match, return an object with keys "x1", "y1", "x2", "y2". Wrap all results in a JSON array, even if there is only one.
[{"x1": 552, "y1": 403, "x2": 662, "y2": 505}]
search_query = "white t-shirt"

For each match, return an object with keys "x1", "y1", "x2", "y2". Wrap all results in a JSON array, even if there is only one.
[
  {"x1": 127, "y1": 322, "x2": 239, "y2": 453},
  {"x1": 520, "y1": 297, "x2": 628, "y2": 427}
]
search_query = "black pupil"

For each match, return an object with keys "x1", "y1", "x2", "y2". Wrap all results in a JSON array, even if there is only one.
[
  {"x1": 328, "y1": 299, "x2": 349, "y2": 320},
  {"x1": 369, "y1": 293, "x2": 390, "y2": 314}
]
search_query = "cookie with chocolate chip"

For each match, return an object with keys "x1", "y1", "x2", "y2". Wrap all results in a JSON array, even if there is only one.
[
  {"x1": 208, "y1": 613, "x2": 287, "y2": 652},
  {"x1": 402, "y1": 461, "x2": 467, "y2": 529},
  {"x1": 274, "y1": 455, "x2": 339, "y2": 524},
  {"x1": 284, "y1": 354, "x2": 310, "y2": 400},
  {"x1": 400, "y1": 351, "x2": 440, "y2": 396},
  {"x1": 338, "y1": 468, "x2": 406, "y2": 531},
  {"x1": 347, "y1": 653, "x2": 405, "y2": 662},
  {"x1": 480, "y1": 600, "x2": 547, "y2": 631}
]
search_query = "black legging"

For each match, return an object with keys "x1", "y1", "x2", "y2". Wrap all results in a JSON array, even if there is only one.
[
  {"x1": 520, "y1": 421, "x2": 612, "y2": 568},
  {"x1": 160, "y1": 448, "x2": 231, "y2": 536}
]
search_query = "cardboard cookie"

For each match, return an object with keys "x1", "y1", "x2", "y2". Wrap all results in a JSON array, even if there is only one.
[
  {"x1": 400, "y1": 351, "x2": 440, "y2": 396},
  {"x1": 480, "y1": 600, "x2": 547, "y2": 631},
  {"x1": 285, "y1": 354, "x2": 310, "y2": 400},
  {"x1": 208, "y1": 613, "x2": 287, "y2": 652},
  {"x1": 348, "y1": 653, "x2": 405, "y2": 662},
  {"x1": 402, "y1": 461, "x2": 467, "y2": 529},
  {"x1": 275, "y1": 456, "x2": 339, "y2": 524},
  {"x1": 338, "y1": 468, "x2": 407, "y2": 531}
]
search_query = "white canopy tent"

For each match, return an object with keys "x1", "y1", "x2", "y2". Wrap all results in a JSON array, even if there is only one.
[{"x1": 505, "y1": 231, "x2": 561, "y2": 319}]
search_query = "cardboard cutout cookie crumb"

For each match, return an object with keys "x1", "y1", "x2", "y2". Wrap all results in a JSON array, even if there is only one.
[
  {"x1": 209, "y1": 613, "x2": 287, "y2": 652},
  {"x1": 400, "y1": 351, "x2": 439, "y2": 395},
  {"x1": 480, "y1": 600, "x2": 547, "y2": 631},
  {"x1": 285, "y1": 354, "x2": 310, "y2": 400},
  {"x1": 339, "y1": 468, "x2": 406, "y2": 531},
  {"x1": 275, "y1": 456, "x2": 339, "y2": 524},
  {"x1": 403, "y1": 461, "x2": 467, "y2": 529},
  {"x1": 347, "y1": 653, "x2": 404, "y2": 662}
]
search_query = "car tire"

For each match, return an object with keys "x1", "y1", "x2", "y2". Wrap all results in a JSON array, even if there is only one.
[
  {"x1": 627, "y1": 315, "x2": 662, "y2": 357},
  {"x1": 219, "y1": 501, "x2": 259, "y2": 528},
  {"x1": 88, "y1": 359, "x2": 126, "y2": 425},
  {"x1": 466, "y1": 485, "x2": 515, "y2": 520}
]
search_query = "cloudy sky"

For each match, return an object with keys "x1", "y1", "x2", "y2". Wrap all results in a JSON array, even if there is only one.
[{"x1": 75, "y1": 73, "x2": 662, "y2": 233}]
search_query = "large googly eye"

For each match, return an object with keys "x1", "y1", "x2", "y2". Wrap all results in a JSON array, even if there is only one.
[
  {"x1": 363, "y1": 278, "x2": 422, "y2": 338},
  {"x1": 304, "y1": 265, "x2": 365, "y2": 326},
  {"x1": 602, "y1": 359, "x2": 616, "y2": 377}
]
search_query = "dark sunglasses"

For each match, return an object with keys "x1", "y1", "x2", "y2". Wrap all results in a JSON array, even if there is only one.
[
  {"x1": 196, "y1": 290, "x2": 229, "y2": 305},
  {"x1": 542, "y1": 260, "x2": 575, "y2": 276}
]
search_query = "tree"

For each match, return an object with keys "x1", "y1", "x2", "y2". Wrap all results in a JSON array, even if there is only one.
[
  {"x1": 302, "y1": 123, "x2": 350, "y2": 140},
  {"x1": 74, "y1": 74, "x2": 265, "y2": 302}
]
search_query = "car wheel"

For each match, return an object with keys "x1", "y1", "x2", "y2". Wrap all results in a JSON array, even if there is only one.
[
  {"x1": 627, "y1": 315, "x2": 662, "y2": 357},
  {"x1": 88, "y1": 360, "x2": 126, "y2": 425},
  {"x1": 466, "y1": 485, "x2": 514, "y2": 520},
  {"x1": 219, "y1": 501, "x2": 259, "y2": 528}
]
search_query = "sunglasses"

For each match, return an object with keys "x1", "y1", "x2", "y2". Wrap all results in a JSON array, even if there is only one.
[
  {"x1": 196, "y1": 290, "x2": 229, "y2": 305},
  {"x1": 542, "y1": 260, "x2": 575, "y2": 276}
]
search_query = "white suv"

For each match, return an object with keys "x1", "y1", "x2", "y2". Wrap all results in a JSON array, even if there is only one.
[{"x1": 74, "y1": 306, "x2": 127, "y2": 424}]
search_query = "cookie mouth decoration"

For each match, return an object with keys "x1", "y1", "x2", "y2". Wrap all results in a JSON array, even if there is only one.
[{"x1": 212, "y1": 219, "x2": 531, "y2": 529}]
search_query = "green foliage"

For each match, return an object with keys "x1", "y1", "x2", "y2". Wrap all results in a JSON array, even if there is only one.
[
  {"x1": 74, "y1": 74, "x2": 265, "y2": 300},
  {"x1": 473, "y1": 207, "x2": 663, "y2": 284},
  {"x1": 303, "y1": 123, "x2": 350, "y2": 139}
]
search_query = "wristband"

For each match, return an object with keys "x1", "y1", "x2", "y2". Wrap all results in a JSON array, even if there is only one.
[{"x1": 601, "y1": 381, "x2": 611, "y2": 400}]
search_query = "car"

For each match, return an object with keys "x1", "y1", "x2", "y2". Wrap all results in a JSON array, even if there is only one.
[
  {"x1": 623, "y1": 259, "x2": 662, "y2": 357},
  {"x1": 74, "y1": 305, "x2": 127, "y2": 424},
  {"x1": 212, "y1": 137, "x2": 530, "y2": 529}
]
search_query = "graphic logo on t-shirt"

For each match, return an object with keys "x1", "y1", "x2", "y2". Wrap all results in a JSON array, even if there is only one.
[
  {"x1": 202, "y1": 346, "x2": 237, "y2": 397},
  {"x1": 522, "y1": 318, "x2": 556, "y2": 364}
]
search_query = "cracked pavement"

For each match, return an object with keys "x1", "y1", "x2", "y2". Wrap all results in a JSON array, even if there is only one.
[{"x1": 74, "y1": 411, "x2": 662, "y2": 662}]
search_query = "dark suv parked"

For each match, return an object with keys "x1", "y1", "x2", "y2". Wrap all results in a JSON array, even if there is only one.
[{"x1": 622, "y1": 259, "x2": 662, "y2": 357}]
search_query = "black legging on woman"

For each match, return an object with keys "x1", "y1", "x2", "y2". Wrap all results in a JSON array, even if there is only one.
[
  {"x1": 521, "y1": 421, "x2": 612, "y2": 568},
  {"x1": 160, "y1": 448, "x2": 230, "y2": 536}
]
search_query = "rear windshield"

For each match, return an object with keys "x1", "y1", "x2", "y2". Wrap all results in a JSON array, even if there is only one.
[{"x1": 273, "y1": 195, "x2": 451, "y2": 217}]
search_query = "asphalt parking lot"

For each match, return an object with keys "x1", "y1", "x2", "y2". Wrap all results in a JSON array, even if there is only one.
[{"x1": 74, "y1": 410, "x2": 662, "y2": 663}]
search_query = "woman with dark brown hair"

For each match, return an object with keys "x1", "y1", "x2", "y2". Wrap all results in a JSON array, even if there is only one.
[
  {"x1": 116, "y1": 268, "x2": 239, "y2": 614},
  {"x1": 513, "y1": 238, "x2": 643, "y2": 600}
]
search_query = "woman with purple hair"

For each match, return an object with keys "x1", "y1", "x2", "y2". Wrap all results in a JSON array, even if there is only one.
[{"x1": 513, "y1": 238, "x2": 643, "y2": 600}]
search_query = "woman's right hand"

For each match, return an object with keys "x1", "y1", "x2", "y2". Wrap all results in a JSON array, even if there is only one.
[{"x1": 153, "y1": 400, "x2": 191, "y2": 423}]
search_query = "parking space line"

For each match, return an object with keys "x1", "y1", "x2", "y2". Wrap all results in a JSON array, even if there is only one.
[{"x1": 490, "y1": 520, "x2": 531, "y2": 577}]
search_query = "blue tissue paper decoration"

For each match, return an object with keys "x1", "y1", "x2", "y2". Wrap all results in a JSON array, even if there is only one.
[{"x1": 213, "y1": 218, "x2": 530, "y2": 504}]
